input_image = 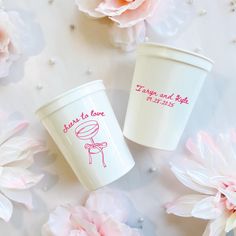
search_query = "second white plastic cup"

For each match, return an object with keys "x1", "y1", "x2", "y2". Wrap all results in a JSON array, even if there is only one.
[{"x1": 123, "y1": 43, "x2": 213, "y2": 151}]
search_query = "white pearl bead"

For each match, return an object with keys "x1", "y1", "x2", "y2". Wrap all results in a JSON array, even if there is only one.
[
  {"x1": 48, "y1": 58, "x2": 56, "y2": 66},
  {"x1": 198, "y1": 9, "x2": 207, "y2": 16},
  {"x1": 86, "y1": 68, "x2": 92, "y2": 75},
  {"x1": 149, "y1": 167, "x2": 157, "y2": 172},
  {"x1": 36, "y1": 84, "x2": 43, "y2": 90},
  {"x1": 138, "y1": 217, "x2": 144, "y2": 223},
  {"x1": 187, "y1": 0, "x2": 194, "y2": 4},
  {"x1": 230, "y1": 0, "x2": 236, "y2": 5},
  {"x1": 194, "y1": 47, "x2": 202, "y2": 53},
  {"x1": 42, "y1": 186, "x2": 48, "y2": 191},
  {"x1": 70, "y1": 24, "x2": 75, "y2": 31}
]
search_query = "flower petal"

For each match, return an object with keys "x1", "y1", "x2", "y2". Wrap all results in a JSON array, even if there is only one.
[
  {"x1": 96, "y1": 0, "x2": 145, "y2": 17},
  {"x1": 186, "y1": 138, "x2": 199, "y2": 156},
  {"x1": 42, "y1": 205, "x2": 72, "y2": 236},
  {"x1": 0, "y1": 192, "x2": 13, "y2": 222},
  {"x1": 193, "y1": 132, "x2": 228, "y2": 172},
  {"x1": 110, "y1": 0, "x2": 158, "y2": 28},
  {"x1": 146, "y1": 0, "x2": 194, "y2": 39},
  {"x1": 109, "y1": 21, "x2": 145, "y2": 51},
  {"x1": 0, "y1": 167, "x2": 43, "y2": 189},
  {"x1": 225, "y1": 212, "x2": 236, "y2": 233},
  {"x1": 203, "y1": 214, "x2": 227, "y2": 236},
  {"x1": 0, "y1": 136, "x2": 45, "y2": 166},
  {"x1": 219, "y1": 188, "x2": 236, "y2": 206},
  {"x1": 171, "y1": 165, "x2": 216, "y2": 195},
  {"x1": 0, "y1": 10, "x2": 22, "y2": 79},
  {"x1": 216, "y1": 133, "x2": 236, "y2": 175},
  {"x1": 187, "y1": 170, "x2": 215, "y2": 189},
  {"x1": 0, "y1": 120, "x2": 28, "y2": 145},
  {"x1": 166, "y1": 194, "x2": 206, "y2": 217},
  {"x1": 210, "y1": 176, "x2": 236, "y2": 190},
  {"x1": 75, "y1": 0, "x2": 105, "y2": 18},
  {"x1": 100, "y1": 217, "x2": 140, "y2": 236},
  {"x1": 70, "y1": 210, "x2": 100, "y2": 236},
  {"x1": 1, "y1": 188, "x2": 33, "y2": 209},
  {"x1": 191, "y1": 196, "x2": 223, "y2": 220},
  {"x1": 85, "y1": 188, "x2": 131, "y2": 222}
]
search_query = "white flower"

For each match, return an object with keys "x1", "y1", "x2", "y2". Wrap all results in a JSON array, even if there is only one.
[
  {"x1": 0, "y1": 111, "x2": 45, "y2": 221},
  {"x1": 166, "y1": 131, "x2": 236, "y2": 236}
]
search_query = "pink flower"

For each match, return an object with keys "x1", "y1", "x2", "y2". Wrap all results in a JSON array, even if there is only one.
[
  {"x1": 79, "y1": 0, "x2": 158, "y2": 28},
  {"x1": 42, "y1": 189, "x2": 140, "y2": 236},
  {"x1": 0, "y1": 9, "x2": 25, "y2": 78},
  {"x1": 75, "y1": 0, "x2": 193, "y2": 51},
  {"x1": 0, "y1": 111, "x2": 45, "y2": 221},
  {"x1": 166, "y1": 131, "x2": 236, "y2": 236}
]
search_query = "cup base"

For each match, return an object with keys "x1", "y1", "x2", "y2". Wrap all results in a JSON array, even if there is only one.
[
  {"x1": 124, "y1": 133, "x2": 177, "y2": 152},
  {"x1": 82, "y1": 161, "x2": 135, "y2": 190}
]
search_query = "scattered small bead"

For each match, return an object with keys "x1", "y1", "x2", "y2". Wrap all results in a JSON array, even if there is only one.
[
  {"x1": 194, "y1": 47, "x2": 203, "y2": 53},
  {"x1": 229, "y1": 0, "x2": 236, "y2": 11},
  {"x1": 70, "y1": 24, "x2": 75, "y2": 31},
  {"x1": 138, "y1": 217, "x2": 144, "y2": 223},
  {"x1": 86, "y1": 68, "x2": 92, "y2": 75},
  {"x1": 232, "y1": 39, "x2": 236, "y2": 43},
  {"x1": 187, "y1": 0, "x2": 194, "y2": 4},
  {"x1": 144, "y1": 36, "x2": 149, "y2": 42},
  {"x1": 230, "y1": 0, "x2": 236, "y2": 5},
  {"x1": 48, "y1": 58, "x2": 56, "y2": 66},
  {"x1": 198, "y1": 9, "x2": 207, "y2": 16},
  {"x1": 48, "y1": 0, "x2": 54, "y2": 4},
  {"x1": 149, "y1": 167, "x2": 157, "y2": 173},
  {"x1": 36, "y1": 84, "x2": 43, "y2": 90},
  {"x1": 42, "y1": 186, "x2": 48, "y2": 192}
]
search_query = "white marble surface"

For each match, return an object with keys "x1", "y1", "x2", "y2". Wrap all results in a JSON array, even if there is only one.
[{"x1": 1, "y1": 0, "x2": 236, "y2": 235}]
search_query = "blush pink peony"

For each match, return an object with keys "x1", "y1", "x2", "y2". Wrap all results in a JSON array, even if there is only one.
[
  {"x1": 42, "y1": 189, "x2": 140, "y2": 236},
  {"x1": 75, "y1": 0, "x2": 193, "y2": 51},
  {"x1": 76, "y1": 0, "x2": 158, "y2": 28},
  {"x1": 0, "y1": 8, "x2": 25, "y2": 78}
]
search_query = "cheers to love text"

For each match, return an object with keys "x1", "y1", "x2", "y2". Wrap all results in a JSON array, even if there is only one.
[{"x1": 63, "y1": 110, "x2": 105, "y2": 133}]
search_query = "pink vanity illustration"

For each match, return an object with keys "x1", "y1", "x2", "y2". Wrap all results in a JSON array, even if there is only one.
[{"x1": 75, "y1": 120, "x2": 108, "y2": 168}]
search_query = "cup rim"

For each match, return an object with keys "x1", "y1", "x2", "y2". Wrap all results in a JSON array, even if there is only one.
[
  {"x1": 140, "y1": 43, "x2": 214, "y2": 64},
  {"x1": 138, "y1": 43, "x2": 214, "y2": 72},
  {"x1": 36, "y1": 80, "x2": 104, "y2": 119}
]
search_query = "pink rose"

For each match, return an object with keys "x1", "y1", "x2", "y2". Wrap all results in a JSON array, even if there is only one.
[
  {"x1": 42, "y1": 189, "x2": 141, "y2": 236},
  {"x1": 0, "y1": 9, "x2": 24, "y2": 78},
  {"x1": 75, "y1": 0, "x2": 193, "y2": 51}
]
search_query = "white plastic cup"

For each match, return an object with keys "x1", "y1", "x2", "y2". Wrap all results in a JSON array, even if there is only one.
[
  {"x1": 123, "y1": 43, "x2": 213, "y2": 151},
  {"x1": 36, "y1": 80, "x2": 135, "y2": 190}
]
